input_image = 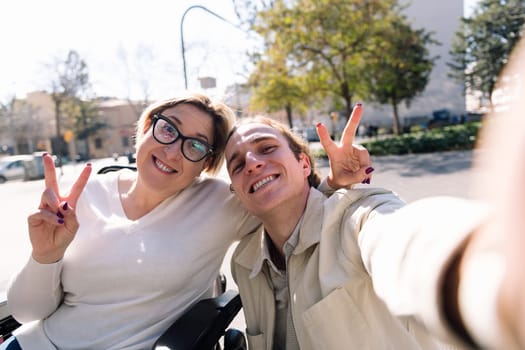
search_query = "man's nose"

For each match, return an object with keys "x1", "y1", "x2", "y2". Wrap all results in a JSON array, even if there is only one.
[{"x1": 245, "y1": 152, "x2": 264, "y2": 172}]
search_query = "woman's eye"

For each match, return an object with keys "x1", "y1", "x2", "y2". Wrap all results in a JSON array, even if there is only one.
[
  {"x1": 190, "y1": 140, "x2": 207, "y2": 153},
  {"x1": 163, "y1": 124, "x2": 176, "y2": 135}
]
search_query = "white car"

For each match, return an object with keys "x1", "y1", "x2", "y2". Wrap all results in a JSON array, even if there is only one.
[{"x1": 0, "y1": 155, "x2": 33, "y2": 184}]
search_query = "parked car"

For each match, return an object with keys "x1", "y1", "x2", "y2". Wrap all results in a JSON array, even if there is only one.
[{"x1": 0, "y1": 155, "x2": 33, "y2": 184}]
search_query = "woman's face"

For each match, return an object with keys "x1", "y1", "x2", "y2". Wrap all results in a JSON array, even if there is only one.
[{"x1": 135, "y1": 103, "x2": 214, "y2": 197}]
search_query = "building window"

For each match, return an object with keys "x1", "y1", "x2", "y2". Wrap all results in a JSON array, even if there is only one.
[
  {"x1": 95, "y1": 138, "x2": 103, "y2": 149},
  {"x1": 122, "y1": 137, "x2": 130, "y2": 148}
]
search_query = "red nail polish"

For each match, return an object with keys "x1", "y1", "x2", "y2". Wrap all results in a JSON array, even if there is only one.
[
  {"x1": 316, "y1": 122, "x2": 322, "y2": 127},
  {"x1": 63, "y1": 202, "x2": 68, "y2": 210},
  {"x1": 365, "y1": 167, "x2": 374, "y2": 174},
  {"x1": 58, "y1": 218, "x2": 64, "y2": 224}
]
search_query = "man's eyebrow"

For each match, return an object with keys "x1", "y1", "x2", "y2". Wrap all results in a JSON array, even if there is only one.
[{"x1": 227, "y1": 135, "x2": 275, "y2": 168}]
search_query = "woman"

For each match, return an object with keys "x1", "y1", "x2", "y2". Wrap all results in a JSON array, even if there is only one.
[{"x1": 5, "y1": 93, "x2": 372, "y2": 350}]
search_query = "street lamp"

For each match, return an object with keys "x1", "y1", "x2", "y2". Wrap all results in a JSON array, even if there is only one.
[{"x1": 180, "y1": 5, "x2": 241, "y2": 90}]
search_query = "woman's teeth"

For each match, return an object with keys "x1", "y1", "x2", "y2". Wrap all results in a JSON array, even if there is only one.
[{"x1": 155, "y1": 158, "x2": 175, "y2": 173}]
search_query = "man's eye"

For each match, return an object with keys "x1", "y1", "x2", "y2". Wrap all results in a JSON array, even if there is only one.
[
  {"x1": 232, "y1": 162, "x2": 244, "y2": 174},
  {"x1": 262, "y1": 145, "x2": 276, "y2": 153}
]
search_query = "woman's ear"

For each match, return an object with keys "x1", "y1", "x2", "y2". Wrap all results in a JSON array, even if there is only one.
[{"x1": 203, "y1": 156, "x2": 214, "y2": 172}]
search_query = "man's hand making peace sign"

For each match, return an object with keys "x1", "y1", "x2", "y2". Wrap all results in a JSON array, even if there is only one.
[
  {"x1": 27, "y1": 154, "x2": 92, "y2": 264},
  {"x1": 316, "y1": 103, "x2": 374, "y2": 189}
]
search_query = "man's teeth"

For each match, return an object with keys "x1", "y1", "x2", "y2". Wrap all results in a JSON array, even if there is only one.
[
  {"x1": 252, "y1": 176, "x2": 275, "y2": 192},
  {"x1": 155, "y1": 159, "x2": 175, "y2": 173}
]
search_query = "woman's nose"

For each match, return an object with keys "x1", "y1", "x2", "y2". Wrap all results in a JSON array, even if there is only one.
[{"x1": 164, "y1": 140, "x2": 183, "y2": 159}]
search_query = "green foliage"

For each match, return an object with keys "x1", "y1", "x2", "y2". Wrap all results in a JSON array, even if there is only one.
[
  {"x1": 366, "y1": 17, "x2": 439, "y2": 135},
  {"x1": 249, "y1": 0, "x2": 404, "y2": 119},
  {"x1": 363, "y1": 123, "x2": 481, "y2": 155},
  {"x1": 314, "y1": 122, "x2": 482, "y2": 158},
  {"x1": 448, "y1": 0, "x2": 525, "y2": 104}
]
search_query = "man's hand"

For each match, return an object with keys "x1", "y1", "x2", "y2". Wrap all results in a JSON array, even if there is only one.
[{"x1": 316, "y1": 103, "x2": 373, "y2": 189}]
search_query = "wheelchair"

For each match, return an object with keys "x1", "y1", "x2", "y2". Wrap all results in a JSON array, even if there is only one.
[
  {"x1": 0, "y1": 290, "x2": 246, "y2": 349},
  {"x1": 0, "y1": 164, "x2": 247, "y2": 350}
]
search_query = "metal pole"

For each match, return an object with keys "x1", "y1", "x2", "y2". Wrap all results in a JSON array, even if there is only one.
[{"x1": 180, "y1": 5, "x2": 241, "y2": 90}]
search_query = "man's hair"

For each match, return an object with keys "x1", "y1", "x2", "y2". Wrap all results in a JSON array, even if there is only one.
[
  {"x1": 227, "y1": 116, "x2": 321, "y2": 187},
  {"x1": 135, "y1": 93, "x2": 236, "y2": 175}
]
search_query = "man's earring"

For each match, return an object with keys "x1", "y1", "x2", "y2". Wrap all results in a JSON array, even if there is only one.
[{"x1": 230, "y1": 184, "x2": 235, "y2": 193}]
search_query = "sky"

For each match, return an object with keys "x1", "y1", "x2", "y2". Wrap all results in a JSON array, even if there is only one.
[
  {"x1": 0, "y1": 0, "x2": 256, "y2": 102},
  {"x1": 1, "y1": 0, "x2": 480, "y2": 103}
]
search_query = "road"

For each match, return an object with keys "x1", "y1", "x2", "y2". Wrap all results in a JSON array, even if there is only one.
[{"x1": 0, "y1": 150, "x2": 481, "y2": 332}]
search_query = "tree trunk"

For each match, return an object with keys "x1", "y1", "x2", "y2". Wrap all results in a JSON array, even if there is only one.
[
  {"x1": 285, "y1": 103, "x2": 293, "y2": 129},
  {"x1": 391, "y1": 101, "x2": 401, "y2": 135},
  {"x1": 341, "y1": 83, "x2": 353, "y2": 121}
]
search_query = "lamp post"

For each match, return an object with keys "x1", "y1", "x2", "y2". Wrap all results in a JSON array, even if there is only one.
[{"x1": 180, "y1": 5, "x2": 241, "y2": 90}]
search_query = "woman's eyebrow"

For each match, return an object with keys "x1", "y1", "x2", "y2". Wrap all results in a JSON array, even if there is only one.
[{"x1": 166, "y1": 114, "x2": 211, "y2": 143}]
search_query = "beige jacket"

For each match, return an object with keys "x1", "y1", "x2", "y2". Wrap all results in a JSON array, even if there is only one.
[{"x1": 232, "y1": 188, "x2": 486, "y2": 350}]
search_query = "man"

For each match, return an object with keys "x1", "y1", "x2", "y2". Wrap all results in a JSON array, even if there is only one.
[{"x1": 224, "y1": 104, "x2": 519, "y2": 349}]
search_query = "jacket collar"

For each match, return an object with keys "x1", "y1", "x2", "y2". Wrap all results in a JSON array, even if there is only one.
[{"x1": 235, "y1": 187, "x2": 326, "y2": 277}]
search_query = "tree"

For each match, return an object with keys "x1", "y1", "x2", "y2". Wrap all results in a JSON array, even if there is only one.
[
  {"x1": 249, "y1": 0, "x2": 402, "y2": 120},
  {"x1": 248, "y1": 38, "x2": 311, "y2": 128},
  {"x1": 117, "y1": 44, "x2": 155, "y2": 119},
  {"x1": 49, "y1": 50, "x2": 91, "y2": 161},
  {"x1": 448, "y1": 0, "x2": 525, "y2": 109},
  {"x1": 63, "y1": 98, "x2": 107, "y2": 159},
  {"x1": 367, "y1": 18, "x2": 438, "y2": 135}
]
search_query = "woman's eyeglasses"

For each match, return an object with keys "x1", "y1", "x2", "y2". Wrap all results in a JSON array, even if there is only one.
[{"x1": 152, "y1": 114, "x2": 214, "y2": 162}]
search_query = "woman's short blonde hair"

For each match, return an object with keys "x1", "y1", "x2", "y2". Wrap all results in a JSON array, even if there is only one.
[
  {"x1": 227, "y1": 116, "x2": 321, "y2": 187},
  {"x1": 135, "y1": 93, "x2": 236, "y2": 175}
]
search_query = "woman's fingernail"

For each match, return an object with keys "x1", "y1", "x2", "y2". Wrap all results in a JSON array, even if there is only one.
[
  {"x1": 63, "y1": 202, "x2": 68, "y2": 210},
  {"x1": 57, "y1": 212, "x2": 64, "y2": 219},
  {"x1": 361, "y1": 179, "x2": 367, "y2": 184},
  {"x1": 43, "y1": 152, "x2": 48, "y2": 156},
  {"x1": 316, "y1": 122, "x2": 322, "y2": 128},
  {"x1": 86, "y1": 163, "x2": 92, "y2": 167},
  {"x1": 365, "y1": 178, "x2": 371, "y2": 184},
  {"x1": 365, "y1": 167, "x2": 374, "y2": 174},
  {"x1": 58, "y1": 218, "x2": 64, "y2": 224},
  {"x1": 356, "y1": 102, "x2": 362, "y2": 107}
]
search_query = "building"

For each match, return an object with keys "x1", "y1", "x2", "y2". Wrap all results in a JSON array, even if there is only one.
[
  {"x1": 363, "y1": 0, "x2": 466, "y2": 128},
  {"x1": 0, "y1": 91, "x2": 143, "y2": 161}
]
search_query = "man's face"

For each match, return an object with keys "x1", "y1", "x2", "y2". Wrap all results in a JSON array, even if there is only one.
[{"x1": 225, "y1": 123, "x2": 311, "y2": 217}]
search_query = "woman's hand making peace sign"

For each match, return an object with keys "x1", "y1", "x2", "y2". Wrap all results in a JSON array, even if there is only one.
[
  {"x1": 27, "y1": 154, "x2": 92, "y2": 264},
  {"x1": 316, "y1": 103, "x2": 374, "y2": 189}
]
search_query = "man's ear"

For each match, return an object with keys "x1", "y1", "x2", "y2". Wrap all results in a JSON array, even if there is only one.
[{"x1": 299, "y1": 153, "x2": 312, "y2": 177}]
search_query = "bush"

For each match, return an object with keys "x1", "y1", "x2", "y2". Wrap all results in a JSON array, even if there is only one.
[{"x1": 313, "y1": 122, "x2": 481, "y2": 158}]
